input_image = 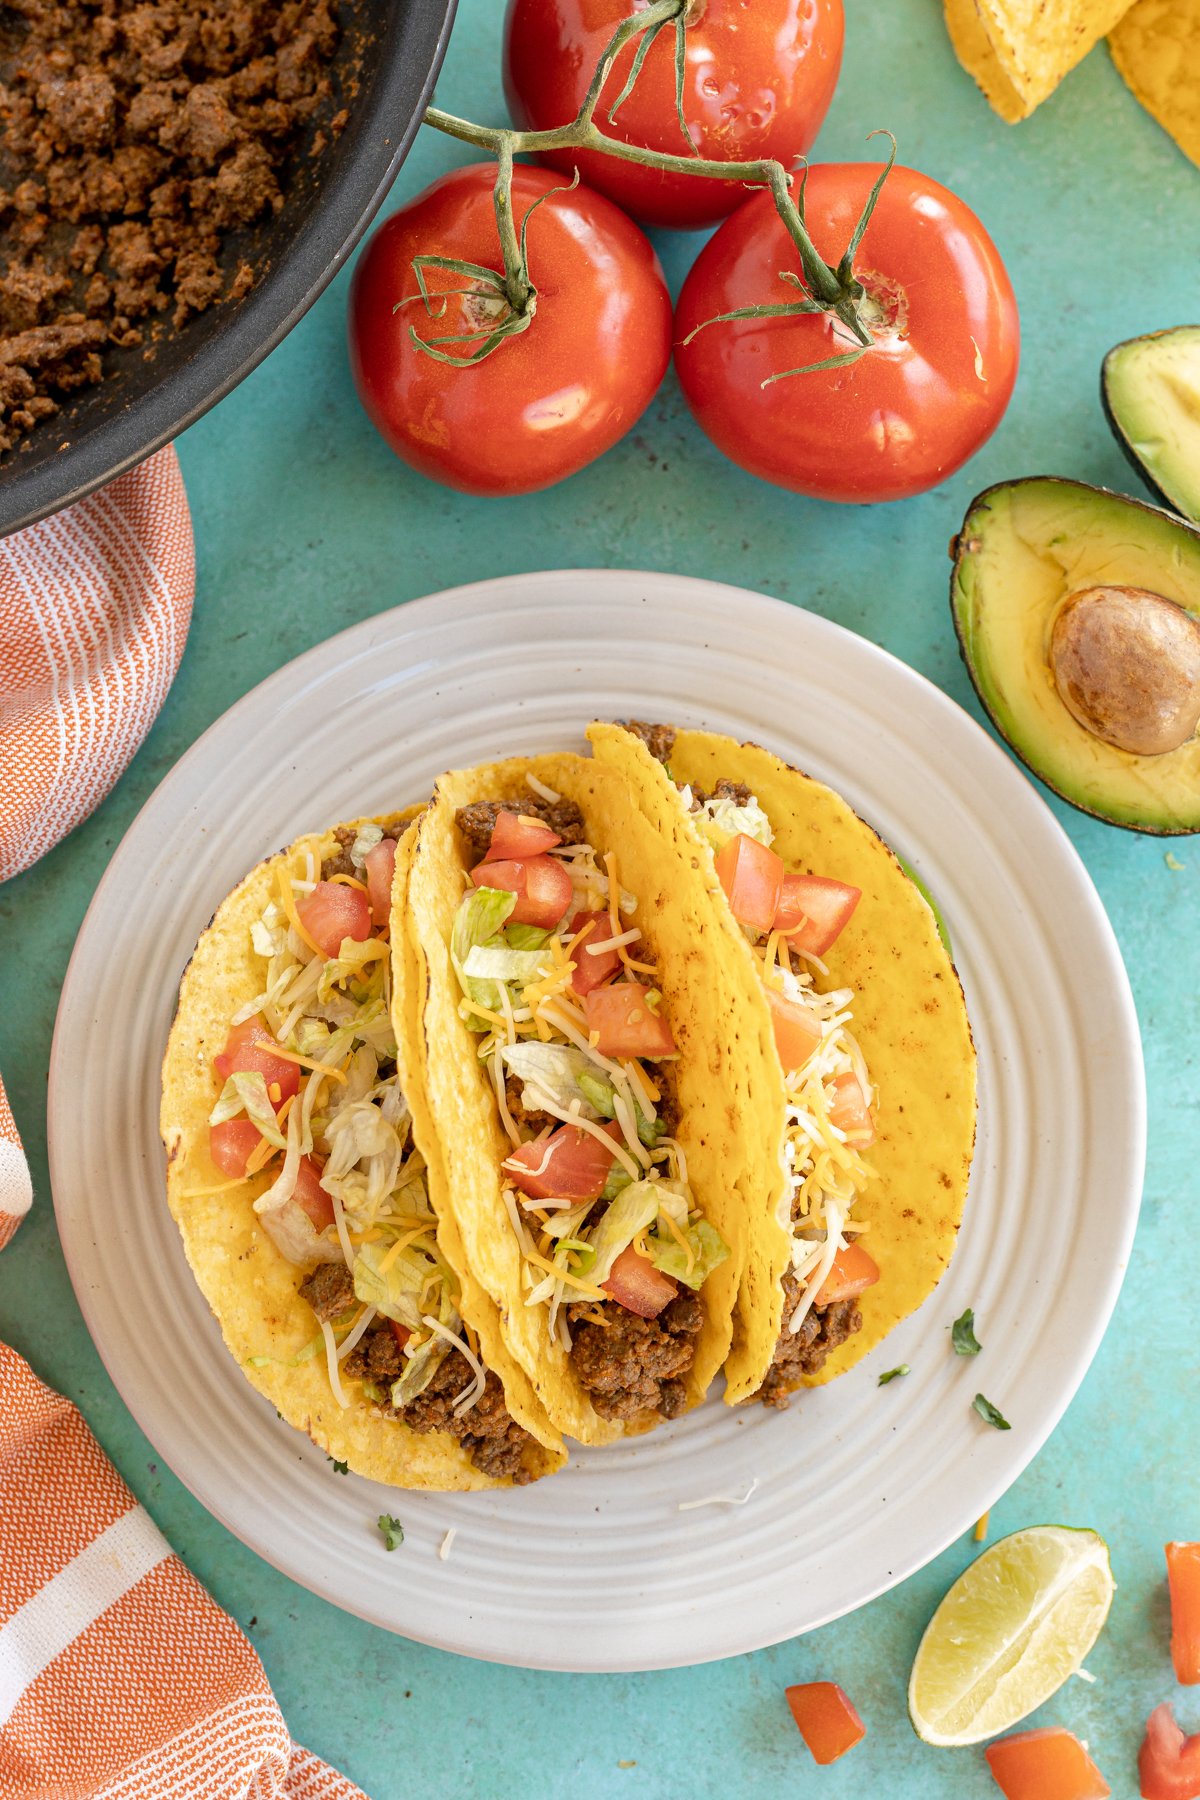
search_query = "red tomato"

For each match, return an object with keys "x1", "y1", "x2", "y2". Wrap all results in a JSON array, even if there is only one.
[
  {"x1": 471, "y1": 854, "x2": 574, "y2": 928},
  {"x1": 602, "y1": 1243, "x2": 678, "y2": 1318},
  {"x1": 1168, "y1": 1545, "x2": 1200, "y2": 1685},
  {"x1": 292, "y1": 1156, "x2": 334, "y2": 1233},
  {"x1": 348, "y1": 164, "x2": 671, "y2": 496},
  {"x1": 985, "y1": 1728, "x2": 1110, "y2": 1800},
  {"x1": 485, "y1": 811, "x2": 562, "y2": 861},
  {"x1": 775, "y1": 873, "x2": 861, "y2": 955},
  {"x1": 585, "y1": 982, "x2": 676, "y2": 1059},
  {"x1": 213, "y1": 1017, "x2": 300, "y2": 1105},
  {"x1": 364, "y1": 838, "x2": 397, "y2": 931},
  {"x1": 829, "y1": 1072, "x2": 875, "y2": 1148},
  {"x1": 297, "y1": 881, "x2": 372, "y2": 959},
  {"x1": 674, "y1": 164, "x2": 1019, "y2": 503},
  {"x1": 568, "y1": 910, "x2": 622, "y2": 995},
  {"x1": 209, "y1": 1118, "x2": 264, "y2": 1179},
  {"x1": 1139, "y1": 1705, "x2": 1200, "y2": 1800},
  {"x1": 389, "y1": 1318, "x2": 411, "y2": 1353},
  {"x1": 505, "y1": 1126, "x2": 615, "y2": 1201},
  {"x1": 503, "y1": 0, "x2": 843, "y2": 231},
  {"x1": 812, "y1": 1241, "x2": 879, "y2": 1307},
  {"x1": 784, "y1": 1682, "x2": 865, "y2": 1766},
  {"x1": 714, "y1": 833, "x2": 784, "y2": 934},
  {"x1": 765, "y1": 986, "x2": 822, "y2": 1074}
]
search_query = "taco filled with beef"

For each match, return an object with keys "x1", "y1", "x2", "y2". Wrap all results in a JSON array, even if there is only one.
[
  {"x1": 161, "y1": 814, "x2": 564, "y2": 1489},
  {"x1": 399, "y1": 754, "x2": 746, "y2": 1445},
  {"x1": 590, "y1": 723, "x2": 977, "y2": 1408}
]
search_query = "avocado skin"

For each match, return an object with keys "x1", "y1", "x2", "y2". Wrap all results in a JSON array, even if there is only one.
[
  {"x1": 950, "y1": 475, "x2": 1200, "y2": 836},
  {"x1": 1101, "y1": 326, "x2": 1200, "y2": 525}
]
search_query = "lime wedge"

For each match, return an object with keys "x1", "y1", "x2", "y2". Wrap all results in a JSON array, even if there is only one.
[{"x1": 908, "y1": 1525, "x2": 1114, "y2": 1747}]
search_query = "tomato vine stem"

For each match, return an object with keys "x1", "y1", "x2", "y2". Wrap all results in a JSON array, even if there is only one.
[{"x1": 418, "y1": 1, "x2": 892, "y2": 365}]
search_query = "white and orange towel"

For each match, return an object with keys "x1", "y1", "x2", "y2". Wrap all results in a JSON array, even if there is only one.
[
  {"x1": 0, "y1": 446, "x2": 194, "y2": 884},
  {"x1": 0, "y1": 1080, "x2": 31, "y2": 1253}
]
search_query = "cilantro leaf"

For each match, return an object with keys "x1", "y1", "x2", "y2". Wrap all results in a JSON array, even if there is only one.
[
  {"x1": 377, "y1": 1513, "x2": 405, "y2": 1550},
  {"x1": 952, "y1": 1308, "x2": 982, "y2": 1356},
  {"x1": 972, "y1": 1393, "x2": 1010, "y2": 1430},
  {"x1": 877, "y1": 1364, "x2": 910, "y2": 1386},
  {"x1": 329, "y1": 1458, "x2": 349, "y2": 1475}
]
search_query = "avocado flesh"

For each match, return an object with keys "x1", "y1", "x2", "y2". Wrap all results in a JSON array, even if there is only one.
[
  {"x1": 1103, "y1": 326, "x2": 1200, "y2": 524},
  {"x1": 952, "y1": 478, "x2": 1200, "y2": 834}
]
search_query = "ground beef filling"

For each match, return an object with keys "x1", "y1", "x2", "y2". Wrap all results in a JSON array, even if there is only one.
[
  {"x1": 455, "y1": 796, "x2": 585, "y2": 858},
  {"x1": 689, "y1": 777, "x2": 752, "y2": 810},
  {"x1": 621, "y1": 720, "x2": 675, "y2": 764},
  {"x1": 758, "y1": 1270, "x2": 862, "y2": 1409},
  {"x1": 318, "y1": 812, "x2": 414, "y2": 881},
  {"x1": 0, "y1": 0, "x2": 343, "y2": 454},
  {"x1": 567, "y1": 1290, "x2": 702, "y2": 1421},
  {"x1": 298, "y1": 1259, "x2": 353, "y2": 1322}
]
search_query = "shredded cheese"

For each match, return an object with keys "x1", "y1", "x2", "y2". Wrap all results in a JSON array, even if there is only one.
[
  {"x1": 275, "y1": 864, "x2": 326, "y2": 960},
  {"x1": 438, "y1": 1528, "x2": 457, "y2": 1561},
  {"x1": 259, "y1": 1043, "x2": 349, "y2": 1083},
  {"x1": 337, "y1": 1304, "x2": 378, "y2": 1362},
  {"x1": 522, "y1": 1248, "x2": 608, "y2": 1298},
  {"x1": 329, "y1": 873, "x2": 368, "y2": 892},
  {"x1": 678, "y1": 1480, "x2": 759, "y2": 1511},
  {"x1": 321, "y1": 1320, "x2": 349, "y2": 1407}
]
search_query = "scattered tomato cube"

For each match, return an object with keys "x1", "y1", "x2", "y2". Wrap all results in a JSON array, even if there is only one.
[
  {"x1": 1140, "y1": 1704, "x2": 1200, "y2": 1800},
  {"x1": 985, "y1": 1726, "x2": 1110, "y2": 1799},
  {"x1": 1168, "y1": 1545, "x2": 1200, "y2": 1685},
  {"x1": 785, "y1": 1681, "x2": 865, "y2": 1766}
]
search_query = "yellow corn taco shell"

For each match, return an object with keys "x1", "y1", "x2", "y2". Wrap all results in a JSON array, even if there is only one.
[
  {"x1": 401, "y1": 754, "x2": 750, "y2": 1447},
  {"x1": 944, "y1": 0, "x2": 1135, "y2": 122},
  {"x1": 162, "y1": 816, "x2": 564, "y2": 1490},
  {"x1": 1110, "y1": 0, "x2": 1200, "y2": 168},
  {"x1": 590, "y1": 726, "x2": 977, "y2": 1403}
]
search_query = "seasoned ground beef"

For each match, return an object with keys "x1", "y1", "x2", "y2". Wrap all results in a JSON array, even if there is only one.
[
  {"x1": 455, "y1": 796, "x2": 586, "y2": 858},
  {"x1": 621, "y1": 721, "x2": 675, "y2": 764},
  {"x1": 505, "y1": 1075, "x2": 558, "y2": 1135},
  {"x1": 343, "y1": 1321, "x2": 537, "y2": 1484},
  {"x1": 298, "y1": 1259, "x2": 355, "y2": 1323},
  {"x1": 567, "y1": 1289, "x2": 702, "y2": 1421},
  {"x1": 758, "y1": 1271, "x2": 862, "y2": 1408},
  {"x1": 0, "y1": 0, "x2": 343, "y2": 454},
  {"x1": 690, "y1": 778, "x2": 752, "y2": 810}
]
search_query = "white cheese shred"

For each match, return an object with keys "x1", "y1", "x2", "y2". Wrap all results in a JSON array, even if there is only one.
[
  {"x1": 321, "y1": 1320, "x2": 349, "y2": 1409},
  {"x1": 677, "y1": 1480, "x2": 760, "y2": 1512},
  {"x1": 525, "y1": 773, "x2": 562, "y2": 804},
  {"x1": 438, "y1": 1528, "x2": 457, "y2": 1562}
]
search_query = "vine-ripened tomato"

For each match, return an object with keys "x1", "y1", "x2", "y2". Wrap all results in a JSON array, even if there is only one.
[
  {"x1": 348, "y1": 163, "x2": 672, "y2": 496},
  {"x1": 503, "y1": 0, "x2": 843, "y2": 230},
  {"x1": 674, "y1": 163, "x2": 1020, "y2": 503}
]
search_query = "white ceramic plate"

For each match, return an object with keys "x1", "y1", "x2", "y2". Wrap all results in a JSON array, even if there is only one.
[{"x1": 50, "y1": 571, "x2": 1144, "y2": 1672}]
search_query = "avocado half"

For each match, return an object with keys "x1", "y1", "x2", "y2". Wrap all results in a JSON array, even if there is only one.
[
  {"x1": 950, "y1": 477, "x2": 1200, "y2": 834},
  {"x1": 1102, "y1": 326, "x2": 1200, "y2": 524}
]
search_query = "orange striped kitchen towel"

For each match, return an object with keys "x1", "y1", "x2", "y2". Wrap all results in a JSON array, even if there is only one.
[
  {"x1": 0, "y1": 1343, "x2": 369, "y2": 1800},
  {"x1": 0, "y1": 447, "x2": 194, "y2": 884}
]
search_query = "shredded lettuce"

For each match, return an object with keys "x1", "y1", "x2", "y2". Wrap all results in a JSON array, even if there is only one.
[
  {"x1": 577, "y1": 1070, "x2": 663, "y2": 1147},
  {"x1": 208, "y1": 1071, "x2": 288, "y2": 1148},
  {"x1": 259, "y1": 1198, "x2": 342, "y2": 1268},
  {"x1": 505, "y1": 923, "x2": 553, "y2": 952},
  {"x1": 317, "y1": 938, "x2": 388, "y2": 1004},
  {"x1": 451, "y1": 888, "x2": 519, "y2": 1017},
  {"x1": 349, "y1": 823, "x2": 384, "y2": 868},
  {"x1": 647, "y1": 1217, "x2": 729, "y2": 1290},
  {"x1": 600, "y1": 1159, "x2": 633, "y2": 1203},
  {"x1": 462, "y1": 943, "x2": 549, "y2": 987},
  {"x1": 501, "y1": 1042, "x2": 600, "y2": 1116},
  {"x1": 353, "y1": 1241, "x2": 433, "y2": 1329},
  {"x1": 691, "y1": 792, "x2": 774, "y2": 850},
  {"x1": 586, "y1": 1181, "x2": 667, "y2": 1285}
]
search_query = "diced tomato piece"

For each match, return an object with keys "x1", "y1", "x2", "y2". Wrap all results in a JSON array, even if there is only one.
[
  {"x1": 568, "y1": 909, "x2": 622, "y2": 995},
  {"x1": 784, "y1": 1683, "x2": 865, "y2": 1766},
  {"x1": 602, "y1": 1243, "x2": 678, "y2": 1318},
  {"x1": 504, "y1": 1126, "x2": 615, "y2": 1202},
  {"x1": 585, "y1": 982, "x2": 676, "y2": 1058},
  {"x1": 714, "y1": 832, "x2": 784, "y2": 934},
  {"x1": 213, "y1": 1017, "x2": 300, "y2": 1105},
  {"x1": 774, "y1": 873, "x2": 861, "y2": 955},
  {"x1": 765, "y1": 986, "x2": 822, "y2": 1073},
  {"x1": 1168, "y1": 1546, "x2": 1200, "y2": 1686},
  {"x1": 813, "y1": 1241, "x2": 880, "y2": 1307},
  {"x1": 1139, "y1": 1704, "x2": 1200, "y2": 1800},
  {"x1": 364, "y1": 837, "x2": 398, "y2": 931},
  {"x1": 297, "y1": 880, "x2": 373, "y2": 958},
  {"x1": 471, "y1": 854, "x2": 574, "y2": 928},
  {"x1": 389, "y1": 1318, "x2": 411, "y2": 1353},
  {"x1": 292, "y1": 1156, "x2": 334, "y2": 1232},
  {"x1": 829, "y1": 1071, "x2": 876, "y2": 1147},
  {"x1": 209, "y1": 1118, "x2": 264, "y2": 1178},
  {"x1": 484, "y1": 810, "x2": 562, "y2": 860},
  {"x1": 985, "y1": 1727, "x2": 1110, "y2": 1800}
]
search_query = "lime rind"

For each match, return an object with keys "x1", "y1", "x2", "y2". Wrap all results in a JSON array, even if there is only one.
[{"x1": 907, "y1": 1525, "x2": 1114, "y2": 1748}]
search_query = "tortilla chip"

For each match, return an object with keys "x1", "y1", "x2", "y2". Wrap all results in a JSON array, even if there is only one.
[
  {"x1": 161, "y1": 817, "x2": 563, "y2": 1490},
  {"x1": 1111, "y1": 0, "x2": 1200, "y2": 167},
  {"x1": 402, "y1": 754, "x2": 750, "y2": 1446},
  {"x1": 591, "y1": 727, "x2": 977, "y2": 1402},
  {"x1": 945, "y1": 0, "x2": 1136, "y2": 121}
]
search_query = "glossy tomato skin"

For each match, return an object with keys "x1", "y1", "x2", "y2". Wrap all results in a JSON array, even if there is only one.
[
  {"x1": 674, "y1": 164, "x2": 1019, "y2": 503},
  {"x1": 348, "y1": 164, "x2": 672, "y2": 496},
  {"x1": 503, "y1": 0, "x2": 843, "y2": 230}
]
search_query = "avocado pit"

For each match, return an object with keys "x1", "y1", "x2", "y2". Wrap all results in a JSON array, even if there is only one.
[{"x1": 1049, "y1": 585, "x2": 1200, "y2": 756}]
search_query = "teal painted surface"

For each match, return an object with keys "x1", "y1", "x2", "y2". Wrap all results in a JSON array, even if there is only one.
[{"x1": 1, "y1": 2, "x2": 1197, "y2": 1794}]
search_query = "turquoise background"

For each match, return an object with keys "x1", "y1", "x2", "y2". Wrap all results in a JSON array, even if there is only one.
[{"x1": 2, "y1": 1, "x2": 1198, "y2": 1794}]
